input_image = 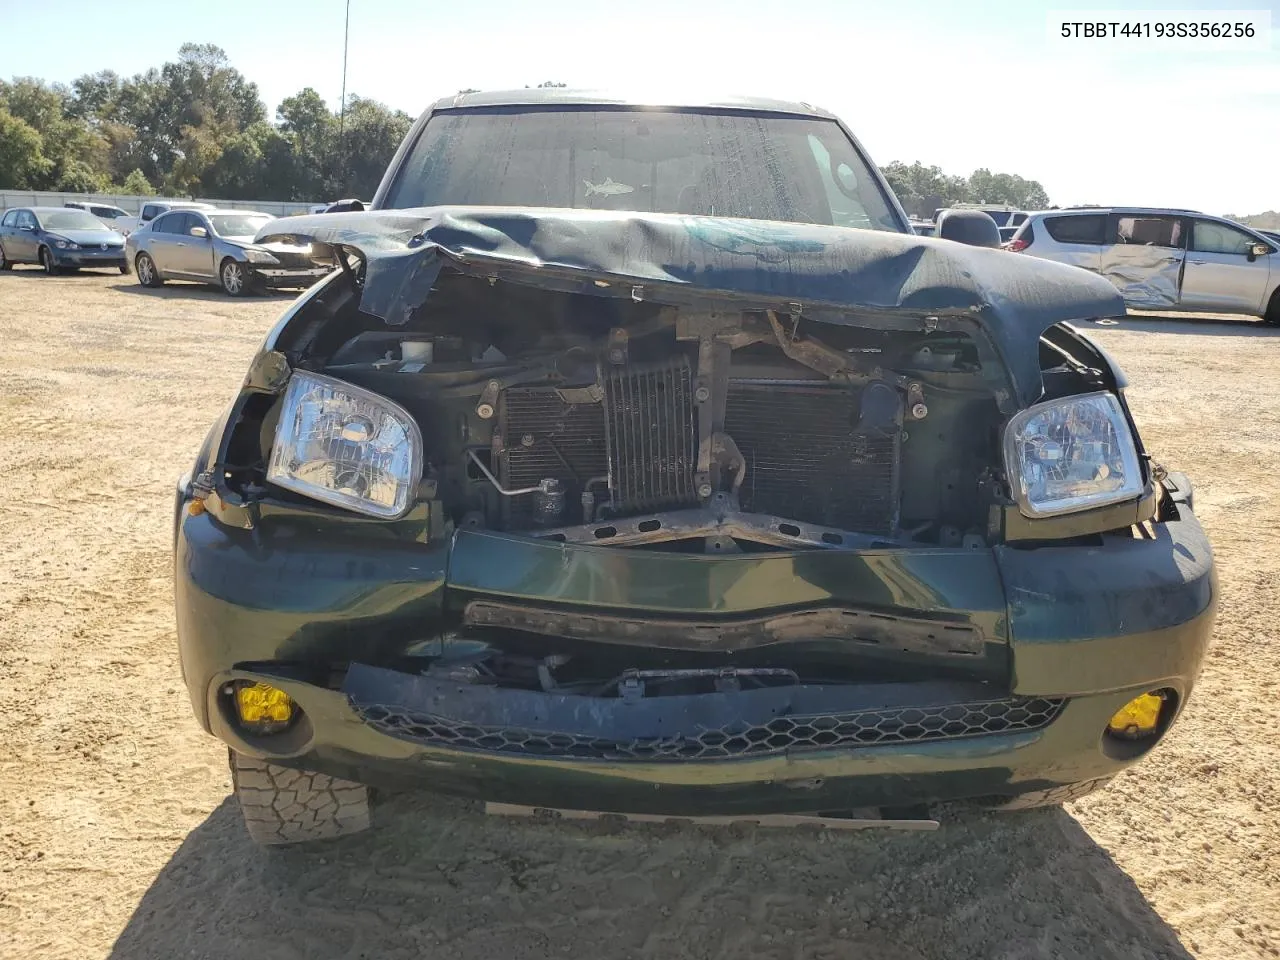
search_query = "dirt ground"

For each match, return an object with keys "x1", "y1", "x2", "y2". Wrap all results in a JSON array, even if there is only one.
[{"x1": 1, "y1": 269, "x2": 1277, "y2": 960}]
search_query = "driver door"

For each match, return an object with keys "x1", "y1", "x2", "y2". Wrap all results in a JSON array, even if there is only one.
[
  {"x1": 173, "y1": 213, "x2": 216, "y2": 277},
  {"x1": 12, "y1": 210, "x2": 40, "y2": 260},
  {"x1": 1099, "y1": 214, "x2": 1186, "y2": 308}
]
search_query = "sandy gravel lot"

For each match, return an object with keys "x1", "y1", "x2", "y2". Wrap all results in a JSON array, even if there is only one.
[{"x1": 1, "y1": 269, "x2": 1277, "y2": 960}]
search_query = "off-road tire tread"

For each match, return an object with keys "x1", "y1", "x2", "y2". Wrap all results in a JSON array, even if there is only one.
[
  {"x1": 990, "y1": 776, "x2": 1112, "y2": 811},
  {"x1": 229, "y1": 751, "x2": 370, "y2": 845}
]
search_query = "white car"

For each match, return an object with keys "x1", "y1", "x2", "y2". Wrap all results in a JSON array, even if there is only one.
[
  {"x1": 114, "y1": 200, "x2": 218, "y2": 237},
  {"x1": 1007, "y1": 207, "x2": 1280, "y2": 324},
  {"x1": 63, "y1": 201, "x2": 132, "y2": 231}
]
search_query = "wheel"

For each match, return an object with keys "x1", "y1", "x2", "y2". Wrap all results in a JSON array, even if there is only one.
[
  {"x1": 229, "y1": 751, "x2": 371, "y2": 846},
  {"x1": 118, "y1": 263, "x2": 129, "y2": 275},
  {"x1": 0, "y1": 243, "x2": 11, "y2": 271},
  {"x1": 986, "y1": 777, "x2": 1112, "y2": 811},
  {"x1": 135, "y1": 252, "x2": 162, "y2": 287},
  {"x1": 220, "y1": 257, "x2": 249, "y2": 296},
  {"x1": 39, "y1": 246, "x2": 58, "y2": 275},
  {"x1": 1265, "y1": 290, "x2": 1280, "y2": 326}
]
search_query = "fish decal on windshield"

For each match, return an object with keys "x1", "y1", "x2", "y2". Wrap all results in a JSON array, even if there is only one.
[{"x1": 583, "y1": 177, "x2": 635, "y2": 198}]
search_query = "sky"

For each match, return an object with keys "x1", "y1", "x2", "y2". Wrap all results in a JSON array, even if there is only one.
[{"x1": 1, "y1": 0, "x2": 1277, "y2": 214}]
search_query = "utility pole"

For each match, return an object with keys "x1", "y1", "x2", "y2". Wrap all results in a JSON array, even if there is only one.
[{"x1": 339, "y1": 0, "x2": 350, "y2": 195}]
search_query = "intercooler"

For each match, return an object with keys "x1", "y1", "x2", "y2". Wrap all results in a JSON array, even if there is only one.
[{"x1": 497, "y1": 364, "x2": 900, "y2": 536}]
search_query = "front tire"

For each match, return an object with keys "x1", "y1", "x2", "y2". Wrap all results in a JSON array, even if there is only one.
[
  {"x1": 135, "y1": 253, "x2": 162, "y2": 287},
  {"x1": 220, "y1": 257, "x2": 249, "y2": 296},
  {"x1": 118, "y1": 263, "x2": 129, "y2": 275},
  {"x1": 1265, "y1": 289, "x2": 1280, "y2": 327},
  {"x1": 39, "y1": 246, "x2": 58, "y2": 275},
  {"x1": 230, "y1": 751, "x2": 371, "y2": 846}
]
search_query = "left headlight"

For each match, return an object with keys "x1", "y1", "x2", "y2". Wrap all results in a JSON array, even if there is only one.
[
  {"x1": 244, "y1": 248, "x2": 280, "y2": 264},
  {"x1": 266, "y1": 371, "x2": 422, "y2": 519},
  {"x1": 1003, "y1": 391, "x2": 1143, "y2": 518},
  {"x1": 52, "y1": 237, "x2": 79, "y2": 250}
]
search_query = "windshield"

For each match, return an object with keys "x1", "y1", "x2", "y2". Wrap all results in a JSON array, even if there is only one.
[
  {"x1": 385, "y1": 107, "x2": 902, "y2": 232},
  {"x1": 210, "y1": 214, "x2": 272, "y2": 237},
  {"x1": 38, "y1": 210, "x2": 107, "y2": 231},
  {"x1": 983, "y1": 210, "x2": 1012, "y2": 227}
]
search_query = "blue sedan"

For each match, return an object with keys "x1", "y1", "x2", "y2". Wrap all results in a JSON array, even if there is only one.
[{"x1": 0, "y1": 206, "x2": 128, "y2": 274}]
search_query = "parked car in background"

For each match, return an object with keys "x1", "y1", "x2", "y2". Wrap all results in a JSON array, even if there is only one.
[
  {"x1": 1007, "y1": 207, "x2": 1280, "y2": 323},
  {"x1": 0, "y1": 206, "x2": 127, "y2": 273},
  {"x1": 126, "y1": 208, "x2": 333, "y2": 295},
  {"x1": 174, "y1": 89, "x2": 1214, "y2": 846},
  {"x1": 307, "y1": 199, "x2": 369, "y2": 214},
  {"x1": 114, "y1": 200, "x2": 218, "y2": 237},
  {"x1": 64, "y1": 201, "x2": 132, "y2": 230},
  {"x1": 937, "y1": 204, "x2": 1028, "y2": 229},
  {"x1": 909, "y1": 218, "x2": 936, "y2": 236}
]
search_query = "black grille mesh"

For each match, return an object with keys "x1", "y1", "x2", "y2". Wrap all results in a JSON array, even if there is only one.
[
  {"x1": 726, "y1": 384, "x2": 900, "y2": 536},
  {"x1": 603, "y1": 359, "x2": 698, "y2": 511},
  {"x1": 354, "y1": 696, "x2": 1064, "y2": 762}
]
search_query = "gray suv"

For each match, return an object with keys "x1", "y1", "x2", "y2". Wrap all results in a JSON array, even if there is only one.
[{"x1": 1007, "y1": 207, "x2": 1280, "y2": 324}]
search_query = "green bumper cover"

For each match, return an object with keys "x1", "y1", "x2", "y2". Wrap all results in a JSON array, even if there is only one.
[{"x1": 175, "y1": 492, "x2": 1214, "y2": 812}]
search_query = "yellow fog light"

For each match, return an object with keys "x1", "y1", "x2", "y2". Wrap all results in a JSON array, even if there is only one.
[
  {"x1": 1107, "y1": 692, "x2": 1163, "y2": 739},
  {"x1": 235, "y1": 682, "x2": 294, "y2": 725}
]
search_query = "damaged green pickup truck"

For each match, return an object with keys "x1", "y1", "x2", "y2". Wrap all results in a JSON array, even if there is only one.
[{"x1": 174, "y1": 91, "x2": 1215, "y2": 845}]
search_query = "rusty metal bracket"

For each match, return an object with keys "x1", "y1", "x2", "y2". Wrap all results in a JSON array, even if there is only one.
[{"x1": 765, "y1": 310, "x2": 868, "y2": 383}]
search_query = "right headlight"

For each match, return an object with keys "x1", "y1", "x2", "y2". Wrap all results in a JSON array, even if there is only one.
[
  {"x1": 1003, "y1": 391, "x2": 1143, "y2": 518},
  {"x1": 266, "y1": 371, "x2": 422, "y2": 519}
]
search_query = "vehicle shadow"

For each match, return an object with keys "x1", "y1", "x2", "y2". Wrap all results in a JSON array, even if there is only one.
[
  {"x1": 1091, "y1": 312, "x2": 1278, "y2": 337},
  {"x1": 112, "y1": 282, "x2": 300, "y2": 303},
  {"x1": 107, "y1": 793, "x2": 1192, "y2": 960},
  {"x1": 0, "y1": 266, "x2": 126, "y2": 279}
]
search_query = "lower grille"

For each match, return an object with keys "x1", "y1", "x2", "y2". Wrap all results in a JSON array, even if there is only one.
[
  {"x1": 354, "y1": 696, "x2": 1064, "y2": 762},
  {"x1": 726, "y1": 383, "x2": 900, "y2": 536}
]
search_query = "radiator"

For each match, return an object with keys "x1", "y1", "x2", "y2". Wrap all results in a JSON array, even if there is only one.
[
  {"x1": 498, "y1": 370, "x2": 900, "y2": 536},
  {"x1": 725, "y1": 383, "x2": 900, "y2": 536}
]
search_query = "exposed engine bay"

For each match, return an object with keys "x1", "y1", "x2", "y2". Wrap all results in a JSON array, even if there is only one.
[{"x1": 251, "y1": 271, "x2": 1017, "y2": 551}]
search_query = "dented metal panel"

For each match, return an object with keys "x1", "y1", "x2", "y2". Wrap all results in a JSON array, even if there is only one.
[{"x1": 1099, "y1": 244, "x2": 1185, "y2": 307}]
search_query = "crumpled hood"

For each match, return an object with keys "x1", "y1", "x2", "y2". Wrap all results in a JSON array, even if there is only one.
[
  {"x1": 220, "y1": 236, "x2": 312, "y2": 252},
  {"x1": 258, "y1": 206, "x2": 1126, "y2": 407}
]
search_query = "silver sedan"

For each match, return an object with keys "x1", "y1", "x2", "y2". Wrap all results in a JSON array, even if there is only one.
[{"x1": 125, "y1": 208, "x2": 334, "y2": 296}]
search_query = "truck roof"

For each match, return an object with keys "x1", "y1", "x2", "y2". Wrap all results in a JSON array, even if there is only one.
[{"x1": 430, "y1": 88, "x2": 835, "y2": 119}]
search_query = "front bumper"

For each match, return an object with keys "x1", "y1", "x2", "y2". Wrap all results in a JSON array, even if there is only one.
[
  {"x1": 248, "y1": 265, "x2": 333, "y2": 287},
  {"x1": 174, "y1": 488, "x2": 1215, "y2": 813},
  {"x1": 51, "y1": 247, "x2": 126, "y2": 268}
]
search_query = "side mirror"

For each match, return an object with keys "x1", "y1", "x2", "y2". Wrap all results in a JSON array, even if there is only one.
[
  {"x1": 189, "y1": 226, "x2": 208, "y2": 238},
  {"x1": 1248, "y1": 243, "x2": 1269, "y2": 261}
]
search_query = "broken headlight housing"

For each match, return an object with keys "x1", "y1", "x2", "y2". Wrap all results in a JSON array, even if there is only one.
[
  {"x1": 267, "y1": 371, "x2": 422, "y2": 519},
  {"x1": 1003, "y1": 391, "x2": 1143, "y2": 518}
]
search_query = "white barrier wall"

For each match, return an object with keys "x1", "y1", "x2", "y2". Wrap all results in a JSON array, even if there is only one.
[{"x1": 0, "y1": 190, "x2": 315, "y2": 217}]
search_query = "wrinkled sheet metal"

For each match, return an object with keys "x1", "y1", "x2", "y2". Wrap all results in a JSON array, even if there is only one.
[
  {"x1": 259, "y1": 207, "x2": 1127, "y2": 406},
  {"x1": 1098, "y1": 244, "x2": 1182, "y2": 307}
]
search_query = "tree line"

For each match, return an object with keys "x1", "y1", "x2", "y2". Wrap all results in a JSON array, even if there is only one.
[
  {"x1": 0, "y1": 44, "x2": 1053, "y2": 212},
  {"x1": 0, "y1": 43, "x2": 412, "y2": 201},
  {"x1": 880, "y1": 161, "x2": 1051, "y2": 219}
]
